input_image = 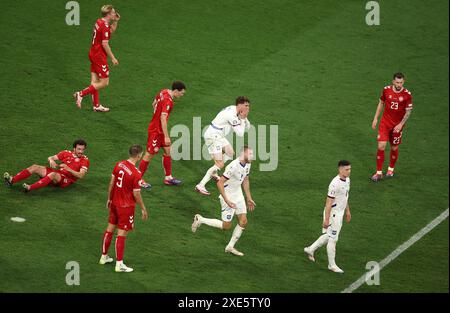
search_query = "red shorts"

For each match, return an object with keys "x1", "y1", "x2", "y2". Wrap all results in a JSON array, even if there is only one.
[
  {"x1": 45, "y1": 167, "x2": 74, "y2": 188},
  {"x1": 109, "y1": 204, "x2": 135, "y2": 231},
  {"x1": 377, "y1": 123, "x2": 403, "y2": 145},
  {"x1": 146, "y1": 132, "x2": 168, "y2": 154},
  {"x1": 90, "y1": 57, "x2": 109, "y2": 78}
]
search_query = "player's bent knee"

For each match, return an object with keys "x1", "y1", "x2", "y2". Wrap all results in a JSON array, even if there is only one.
[
  {"x1": 239, "y1": 219, "x2": 247, "y2": 228},
  {"x1": 215, "y1": 160, "x2": 225, "y2": 169},
  {"x1": 222, "y1": 222, "x2": 232, "y2": 230}
]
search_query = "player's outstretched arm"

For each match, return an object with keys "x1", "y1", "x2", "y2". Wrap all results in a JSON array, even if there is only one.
[
  {"x1": 106, "y1": 174, "x2": 115, "y2": 209},
  {"x1": 242, "y1": 176, "x2": 256, "y2": 211},
  {"x1": 372, "y1": 100, "x2": 384, "y2": 130},
  {"x1": 133, "y1": 190, "x2": 148, "y2": 220},
  {"x1": 48, "y1": 155, "x2": 59, "y2": 169},
  {"x1": 217, "y1": 176, "x2": 236, "y2": 208}
]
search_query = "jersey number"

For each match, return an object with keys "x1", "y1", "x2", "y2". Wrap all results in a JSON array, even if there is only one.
[
  {"x1": 390, "y1": 102, "x2": 399, "y2": 110},
  {"x1": 116, "y1": 170, "x2": 125, "y2": 188}
]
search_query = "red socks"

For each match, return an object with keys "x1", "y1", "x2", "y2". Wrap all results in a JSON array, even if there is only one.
[
  {"x1": 163, "y1": 155, "x2": 172, "y2": 177},
  {"x1": 12, "y1": 169, "x2": 31, "y2": 184},
  {"x1": 92, "y1": 89, "x2": 99, "y2": 108},
  {"x1": 389, "y1": 149, "x2": 399, "y2": 169},
  {"x1": 115, "y1": 236, "x2": 126, "y2": 262},
  {"x1": 102, "y1": 231, "x2": 113, "y2": 255},
  {"x1": 80, "y1": 85, "x2": 96, "y2": 97},
  {"x1": 376, "y1": 149, "x2": 385, "y2": 172},
  {"x1": 28, "y1": 175, "x2": 53, "y2": 191},
  {"x1": 138, "y1": 159, "x2": 150, "y2": 176}
]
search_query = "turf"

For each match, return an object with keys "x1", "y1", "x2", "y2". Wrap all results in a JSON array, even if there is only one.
[{"x1": 0, "y1": 0, "x2": 448, "y2": 292}]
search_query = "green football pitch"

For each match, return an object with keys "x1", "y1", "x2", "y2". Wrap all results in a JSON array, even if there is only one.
[{"x1": 0, "y1": 0, "x2": 448, "y2": 293}]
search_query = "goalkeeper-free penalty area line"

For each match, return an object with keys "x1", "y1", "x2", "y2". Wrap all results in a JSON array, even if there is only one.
[{"x1": 341, "y1": 208, "x2": 449, "y2": 293}]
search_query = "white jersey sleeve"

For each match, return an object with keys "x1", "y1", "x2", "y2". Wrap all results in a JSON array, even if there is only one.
[
  {"x1": 223, "y1": 162, "x2": 236, "y2": 179},
  {"x1": 327, "y1": 181, "x2": 337, "y2": 198}
]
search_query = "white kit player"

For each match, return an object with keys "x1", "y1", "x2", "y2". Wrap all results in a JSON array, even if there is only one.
[
  {"x1": 195, "y1": 96, "x2": 251, "y2": 196},
  {"x1": 304, "y1": 160, "x2": 352, "y2": 273},
  {"x1": 191, "y1": 146, "x2": 256, "y2": 257}
]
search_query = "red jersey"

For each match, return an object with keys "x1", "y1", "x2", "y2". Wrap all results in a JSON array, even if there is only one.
[
  {"x1": 148, "y1": 89, "x2": 174, "y2": 134},
  {"x1": 56, "y1": 150, "x2": 90, "y2": 181},
  {"x1": 110, "y1": 160, "x2": 142, "y2": 207},
  {"x1": 380, "y1": 85, "x2": 413, "y2": 128},
  {"x1": 89, "y1": 18, "x2": 111, "y2": 62}
]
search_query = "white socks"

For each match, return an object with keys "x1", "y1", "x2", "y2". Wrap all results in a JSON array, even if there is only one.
[
  {"x1": 227, "y1": 224, "x2": 245, "y2": 249},
  {"x1": 199, "y1": 164, "x2": 220, "y2": 187},
  {"x1": 309, "y1": 234, "x2": 329, "y2": 252},
  {"x1": 326, "y1": 238, "x2": 337, "y2": 268},
  {"x1": 199, "y1": 216, "x2": 223, "y2": 229}
]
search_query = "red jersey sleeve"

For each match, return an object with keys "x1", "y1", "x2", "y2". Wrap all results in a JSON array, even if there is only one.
[
  {"x1": 56, "y1": 150, "x2": 70, "y2": 160},
  {"x1": 161, "y1": 99, "x2": 173, "y2": 116},
  {"x1": 132, "y1": 172, "x2": 143, "y2": 191},
  {"x1": 405, "y1": 92, "x2": 413, "y2": 110},
  {"x1": 100, "y1": 23, "x2": 110, "y2": 42},
  {"x1": 80, "y1": 158, "x2": 90, "y2": 171},
  {"x1": 380, "y1": 88, "x2": 386, "y2": 102}
]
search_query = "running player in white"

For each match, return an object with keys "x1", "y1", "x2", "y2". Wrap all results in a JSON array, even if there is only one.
[
  {"x1": 304, "y1": 160, "x2": 352, "y2": 273},
  {"x1": 191, "y1": 146, "x2": 256, "y2": 256},
  {"x1": 195, "y1": 96, "x2": 251, "y2": 196}
]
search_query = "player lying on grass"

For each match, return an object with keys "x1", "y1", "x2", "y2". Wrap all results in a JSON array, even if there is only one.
[
  {"x1": 99, "y1": 144, "x2": 148, "y2": 273},
  {"x1": 4, "y1": 139, "x2": 89, "y2": 192},
  {"x1": 371, "y1": 72, "x2": 413, "y2": 181},
  {"x1": 195, "y1": 96, "x2": 251, "y2": 196},
  {"x1": 138, "y1": 81, "x2": 186, "y2": 189},
  {"x1": 191, "y1": 146, "x2": 256, "y2": 257},
  {"x1": 304, "y1": 160, "x2": 352, "y2": 274},
  {"x1": 73, "y1": 5, "x2": 120, "y2": 112}
]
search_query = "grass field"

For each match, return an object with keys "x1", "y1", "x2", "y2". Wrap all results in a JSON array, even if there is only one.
[{"x1": 0, "y1": 0, "x2": 448, "y2": 293}]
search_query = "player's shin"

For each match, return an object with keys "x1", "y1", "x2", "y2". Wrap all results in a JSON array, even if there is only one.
[
  {"x1": 102, "y1": 231, "x2": 113, "y2": 255},
  {"x1": 227, "y1": 224, "x2": 245, "y2": 249},
  {"x1": 326, "y1": 238, "x2": 337, "y2": 267},
  {"x1": 199, "y1": 165, "x2": 220, "y2": 187},
  {"x1": 376, "y1": 149, "x2": 385, "y2": 173},
  {"x1": 28, "y1": 176, "x2": 53, "y2": 191},
  {"x1": 138, "y1": 159, "x2": 150, "y2": 176},
  {"x1": 115, "y1": 235, "x2": 126, "y2": 263},
  {"x1": 200, "y1": 217, "x2": 223, "y2": 229},
  {"x1": 12, "y1": 169, "x2": 32, "y2": 184},
  {"x1": 389, "y1": 149, "x2": 399, "y2": 170},
  {"x1": 309, "y1": 234, "x2": 329, "y2": 252},
  {"x1": 92, "y1": 89, "x2": 100, "y2": 108},
  {"x1": 163, "y1": 155, "x2": 172, "y2": 178}
]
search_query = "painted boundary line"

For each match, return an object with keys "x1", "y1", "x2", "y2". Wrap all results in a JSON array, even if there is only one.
[{"x1": 341, "y1": 208, "x2": 449, "y2": 293}]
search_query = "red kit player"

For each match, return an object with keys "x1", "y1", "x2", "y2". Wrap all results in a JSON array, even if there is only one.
[
  {"x1": 73, "y1": 5, "x2": 120, "y2": 112},
  {"x1": 371, "y1": 73, "x2": 413, "y2": 181},
  {"x1": 99, "y1": 144, "x2": 148, "y2": 273},
  {"x1": 4, "y1": 139, "x2": 90, "y2": 192},
  {"x1": 139, "y1": 81, "x2": 186, "y2": 189}
]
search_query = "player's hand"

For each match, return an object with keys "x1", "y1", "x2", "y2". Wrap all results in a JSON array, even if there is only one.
[
  {"x1": 323, "y1": 220, "x2": 330, "y2": 229},
  {"x1": 112, "y1": 58, "x2": 119, "y2": 66},
  {"x1": 106, "y1": 200, "x2": 111, "y2": 210},
  {"x1": 59, "y1": 163, "x2": 69, "y2": 170},
  {"x1": 346, "y1": 211, "x2": 351, "y2": 223},
  {"x1": 371, "y1": 119, "x2": 378, "y2": 130},
  {"x1": 141, "y1": 209, "x2": 148, "y2": 220},
  {"x1": 226, "y1": 200, "x2": 236, "y2": 209},
  {"x1": 49, "y1": 159, "x2": 58, "y2": 169},
  {"x1": 393, "y1": 123, "x2": 403, "y2": 133},
  {"x1": 115, "y1": 10, "x2": 120, "y2": 21},
  {"x1": 164, "y1": 136, "x2": 171, "y2": 146},
  {"x1": 247, "y1": 199, "x2": 256, "y2": 211}
]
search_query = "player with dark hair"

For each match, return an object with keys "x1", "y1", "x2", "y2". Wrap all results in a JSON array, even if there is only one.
[
  {"x1": 195, "y1": 96, "x2": 251, "y2": 196},
  {"x1": 138, "y1": 81, "x2": 186, "y2": 189},
  {"x1": 371, "y1": 72, "x2": 413, "y2": 181},
  {"x1": 99, "y1": 144, "x2": 148, "y2": 273},
  {"x1": 4, "y1": 139, "x2": 90, "y2": 192},
  {"x1": 73, "y1": 5, "x2": 121, "y2": 112},
  {"x1": 304, "y1": 160, "x2": 352, "y2": 273}
]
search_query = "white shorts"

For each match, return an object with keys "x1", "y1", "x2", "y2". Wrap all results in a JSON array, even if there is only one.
[
  {"x1": 219, "y1": 194, "x2": 247, "y2": 222},
  {"x1": 204, "y1": 133, "x2": 231, "y2": 155},
  {"x1": 322, "y1": 208, "x2": 344, "y2": 241}
]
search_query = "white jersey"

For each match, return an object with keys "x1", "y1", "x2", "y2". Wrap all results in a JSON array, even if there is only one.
[
  {"x1": 205, "y1": 105, "x2": 250, "y2": 138},
  {"x1": 222, "y1": 158, "x2": 251, "y2": 197},
  {"x1": 327, "y1": 175, "x2": 350, "y2": 216}
]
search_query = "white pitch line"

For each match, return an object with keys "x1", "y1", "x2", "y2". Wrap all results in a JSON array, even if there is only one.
[{"x1": 342, "y1": 208, "x2": 449, "y2": 293}]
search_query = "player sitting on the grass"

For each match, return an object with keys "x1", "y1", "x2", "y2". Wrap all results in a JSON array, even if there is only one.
[
  {"x1": 191, "y1": 146, "x2": 256, "y2": 257},
  {"x1": 304, "y1": 160, "x2": 352, "y2": 274},
  {"x1": 371, "y1": 72, "x2": 413, "y2": 181},
  {"x1": 138, "y1": 81, "x2": 186, "y2": 189},
  {"x1": 195, "y1": 96, "x2": 251, "y2": 196},
  {"x1": 73, "y1": 5, "x2": 120, "y2": 112},
  {"x1": 4, "y1": 139, "x2": 90, "y2": 192},
  {"x1": 100, "y1": 144, "x2": 148, "y2": 273}
]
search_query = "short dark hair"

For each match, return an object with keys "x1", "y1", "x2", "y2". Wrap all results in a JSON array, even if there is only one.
[
  {"x1": 393, "y1": 72, "x2": 405, "y2": 80},
  {"x1": 73, "y1": 139, "x2": 87, "y2": 148},
  {"x1": 235, "y1": 96, "x2": 250, "y2": 106},
  {"x1": 172, "y1": 81, "x2": 186, "y2": 91},
  {"x1": 129, "y1": 144, "x2": 143, "y2": 157},
  {"x1": 338, "y1": 160, "x2": 351, "y2": 167}
]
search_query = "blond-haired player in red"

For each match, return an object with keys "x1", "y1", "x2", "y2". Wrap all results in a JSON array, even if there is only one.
[
  {"x1": 371, "y1": 73, "x2": 413, "y2": 181},
  {"x1": 73, "y1": 5, "x2": 120, "y2": 112},
  {"x1": 99, "y1": 144, "x2": 148, "y2": 273}
]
